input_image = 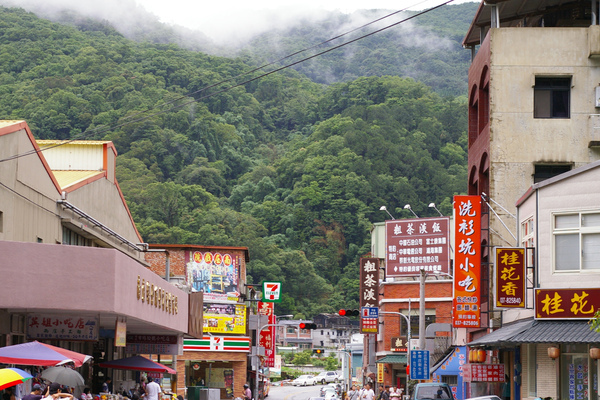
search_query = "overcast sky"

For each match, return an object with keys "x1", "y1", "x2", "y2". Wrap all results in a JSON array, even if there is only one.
[{"x1": 131, "y1": 0, "x2": 477, "y2": 43}]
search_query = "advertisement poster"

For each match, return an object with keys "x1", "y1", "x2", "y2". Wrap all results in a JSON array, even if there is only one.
[
  {"x1": 186, "y1": 250, "x2": 240, "y2": 302},
  {"x1": 385, "y1": 217, "x2": 451, "y2": 277},
  {"x1": 203, "y1": 303, "x2": 246, "y2": 334},
  {"x1": 453, "y1": 195, "x2": 482, "y2": 328}
]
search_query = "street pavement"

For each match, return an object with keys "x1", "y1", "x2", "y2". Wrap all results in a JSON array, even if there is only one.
[{"x1": 267, "y1": 383, "x2": 327, "y2": 400}]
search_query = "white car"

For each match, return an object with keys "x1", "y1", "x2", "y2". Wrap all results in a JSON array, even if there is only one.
[
  {"x1": 315, "y1": 371, "x2": 340, "y2": 384},
  {"x1": 293, "y1": 375, "x2": 317, "y2": 386}
]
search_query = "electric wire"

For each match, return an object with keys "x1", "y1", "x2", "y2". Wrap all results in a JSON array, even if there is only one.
[
  {"x1": 0, "y1": 0, "x2": 454, "y2": 164},
  {"x1": 0, "y1": 180, "x2": 61, "y2": 217}
]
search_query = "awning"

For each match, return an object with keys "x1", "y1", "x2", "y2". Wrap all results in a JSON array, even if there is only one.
[
  {"x1": 376, "y1": 354, "x2": 407, "y2": 364},
  {"x1": 469, "y1": 319, "x2": 600, "y2": 348}
]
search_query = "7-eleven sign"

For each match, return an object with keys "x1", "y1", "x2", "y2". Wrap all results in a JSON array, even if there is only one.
[{"x1": 262, "y1": 281, "x2": 282, "y2": 303}]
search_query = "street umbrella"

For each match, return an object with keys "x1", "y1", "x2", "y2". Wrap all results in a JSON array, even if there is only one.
[
  {"x1": 0, "y1": 341, "x2": 92, "y2": 367},
  {"x1": 0, "y1": 367, "x2": 33, "y2": 390},
  {"x1": 41, "y1": 366, "x2": 85, "y2": 388},
  {"x1": 99, "y1": 355, "x2": 176, "y2": 374}
]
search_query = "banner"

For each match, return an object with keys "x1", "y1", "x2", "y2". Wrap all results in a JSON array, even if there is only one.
[
  {"x1": 258, "y1": 302, "x2": 276, "y2": 367},
  {"x1": 385, "y1": 217, "x2": 451, "y2": 276},
  {"x1": 185, "y1": 250, "x2": 240, "y2": 302},
  {"x1": 453, "y1": 195, "x2": 481, "y2": 328},
  {"x1": 495, "y1": 248, "x2": 525, "y2": 308}
]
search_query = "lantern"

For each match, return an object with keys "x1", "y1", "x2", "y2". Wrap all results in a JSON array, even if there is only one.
[
  {"x1": 476, "y1": 349, "x2": 487, "y2": 363},
  {"x1": 590, "y1": 347, "x2": 600, "y2": 360},
  {"x1": 548, "y1": 346, "x2": 560, "y2": 359}
]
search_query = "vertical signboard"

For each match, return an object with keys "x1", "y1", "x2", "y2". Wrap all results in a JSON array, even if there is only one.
[
  {"x1": 453, "y1": 195, "x2": 481, "y2": 328},
  {"x1": 360, "y1": 258, "x2": 380, "y2": 308},
  {"x1": 258, "y1": 302, "x2": 275, "y2": 367},
  {"x1": 410, "y1": 350, "x2": 430, "y2": 380},
  {"x1": 495, "y1": 248, "x2": 525, "y2": 308},
  {"x1": 385, "y1": 217, "x2": 450, "y2": 277},
  {"x1": 361, "y1": 307, "x2": 379, "y2": 334}
]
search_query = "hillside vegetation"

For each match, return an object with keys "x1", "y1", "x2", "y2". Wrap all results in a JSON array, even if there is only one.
[{"x1": 0, "y1": 5, "x2": 469, "y2": 317}]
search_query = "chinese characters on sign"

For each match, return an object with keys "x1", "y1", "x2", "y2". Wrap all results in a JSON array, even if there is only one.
[
  {"x1": 462, "y1": 364, "x2": 505, "y2": 383},
  {"x1": 568, "y1": 361, "x2": 588, "y2": 400},
  {"x1": 390, "y1": 337, "x2": 408, "y2": 352},
  {"x1": 535, "y1": 288, "x2": 599, "y2": 319},
  {"x1": 126, "y1": 335, "x2": 180, "y2": 355},
  {"x1": 203, "y1": 303, "x2": 247, "y2": 334},
  {"x1": 410, "y1": 350, "x2": 430, "y2": 380},
  {"x1": 453, "y1": 195, "x2": 481, "y2": 328},
  {"x1": 385, "y1": 217, "x2": 450, "y2": 276},
  {"x1": 495, "y1": 248, "x2": 525, "y2": 308},
  {"x1": 185, "y1": 250, "x2": 240, "y2": 302},
  {"x1": 360, "y1": 258, "x2": 380, "y2": 309},
  {"x1": 361, "y1": 307, "x2": 379, "y2": 334},
  {"x1": 258, "y1": 302, "x2": 275, "y2": 367},
  {"x1": 27, "y1": 315, "x2": 98, "y2": 341},
  {"x1": 262, "y1": 281, "x2": 282, "y2": 303}
]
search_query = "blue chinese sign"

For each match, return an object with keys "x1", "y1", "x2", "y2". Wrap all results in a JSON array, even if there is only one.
[
  {"x1": 362, "y1": 307, "x2": 379, "y2": 318},
  {"x1": 410, "y1": 350, "x2": 430, "y2": 380}
]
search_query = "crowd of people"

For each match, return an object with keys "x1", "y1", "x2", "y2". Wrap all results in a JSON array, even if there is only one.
[{"x1": 346, "y1": 383, "x2": 405, "y2": 400}]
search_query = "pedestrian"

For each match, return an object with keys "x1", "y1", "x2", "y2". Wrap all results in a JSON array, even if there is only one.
[
  {"x1": 3, "y1": 388, "x2": 16, "y2": 400},
  {"x1": 242, "y1": 384, "x2": 252, "y2": 400},
  {"x1": 361, "y1": 384, "x2": 375, "y2": 400},
  {"x1": 22, "y1": 384, "x2": 44, "y2": 400},
  {"x1": 346, "y1": 385, "x2": 359, "y2": 400},
  {"x1": 145, "y1": 379, "x2": 162, "y2": 400},
  {"x1": 41, "y1": 383, "x2": 73, "y2": 400},
  {"x1": 378, "y1": 386, "x2": 389, "y2": 400},
  {"x1": 101, "y1": 378, "x2": 112, "y2": 394}
]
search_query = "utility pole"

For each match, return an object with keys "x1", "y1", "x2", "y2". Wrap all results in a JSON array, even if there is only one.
[{"x1": 418, "y1": 269, "x2": 426, "y2": 350}]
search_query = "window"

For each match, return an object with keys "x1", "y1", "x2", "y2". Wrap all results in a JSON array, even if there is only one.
[
  {"x1": 554, "y1": 212, "x2": 600, "y2": 271},
  {"x1": 62, "y1": 226, "x2": 91, "y2": 246},
  {"x1": 533, "y1": 164, "x2": 571, "y2": 183},
  {"x1": 534, "y1": 77, "x2": 570, "y2": 118},
  {"x1": 442, "y1": 375, "x2": 458, "y2": 385},
  {"x1": 400, "y1": 309, "x2": 436, "y2": 337}
]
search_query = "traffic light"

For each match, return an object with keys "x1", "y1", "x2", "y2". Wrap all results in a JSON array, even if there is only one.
[
  {"x1": 299, "y1": 322, "x2": 317, "y2": 329},
  {"x1": 313, "y1": 349, "x2": 324, "y2": 355},
  {"x1": 338, "y1": 309, "x2": 359, "y2": 317}
]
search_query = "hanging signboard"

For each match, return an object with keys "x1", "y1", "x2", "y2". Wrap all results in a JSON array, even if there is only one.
[
  {"x1": 385, "y1": 217, "x2": 450, "y2": 277},
  {"x1": 535, "y1": 288, "x2": 600, "y2": 319},
  {"x1": 262, "y1": 281, "x2": 282, "y2": 303},
  {"x1": 185, "y1": 250, "x2": 240, "y2": 302},
  {"x1": 203, "y1": 303, "x2": 247, "y2": 334},
  {"x1": 452, "y1": 195, "x2": 482, "y2": 328},
  {"x1": 27, "y1": 315, "x2": 98, "y2": 341},
  {"x1": 495, "y1": 248, "x2": 525, "y2": 308},
  {"x1": 410, "y1": 350, "x2": 430, "y2": 380},
  {"x1": 462, "y1": 363, "x2": 505, "y2": 382},
  {"x1": 258, "y1": 301, "x2": 276, "y2": 367},
  {"x1": 360, "y1": 258, "x2": 380, "y2": 308}
]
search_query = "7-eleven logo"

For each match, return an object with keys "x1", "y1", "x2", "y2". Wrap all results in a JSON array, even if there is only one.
[
  {"x1": 210, "y1": 336, "x2": 223, "y2": 351},
  {"x1": 262, "y1": 281, "x2": 282, "y2": 302}
]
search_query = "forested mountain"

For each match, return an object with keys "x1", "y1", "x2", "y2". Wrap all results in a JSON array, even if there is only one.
[{"x1": 0, "y1": 5, "x2": 469, "y2": 317}]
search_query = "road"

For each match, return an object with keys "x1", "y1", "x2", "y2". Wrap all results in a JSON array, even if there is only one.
[{"x1": 267, "y1": 384, "x2": 330, "y2": 400}]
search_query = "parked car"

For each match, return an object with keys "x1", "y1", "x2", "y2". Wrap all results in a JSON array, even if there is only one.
[
  {"x1": 293, "y1": 375, "x2": 317, "y2": 386},
  {"x1": 323, "y1": 392, "x2": 338, "y2": 400},
  {"x1": 320, "y1": 386, "x2": 338, "y2": 397},
  {"x1": 315, "y1": 371, "x2": 340, "y2": 384},
  {"x1": 466, "y1": 396, "x2": 502, "y2": 400},
  {"x1": 412, "y1": 383, "x2": 454, "y2": 400}
]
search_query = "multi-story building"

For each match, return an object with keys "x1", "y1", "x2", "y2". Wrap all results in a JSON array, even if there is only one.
[
  {"x1": 463, "y1": 2, "x2": 600, "y2": 400},
  {"x1": 0, "y1": 121, "x2": 192, "y2": 394}
]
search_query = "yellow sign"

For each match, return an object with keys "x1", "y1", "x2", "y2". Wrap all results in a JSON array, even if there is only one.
[
  {"x1": 377, "y1": 362, "x2": 384, "y2": 383},
  {"x1": 203, "y1": 304, "x2": 246, "y2": 334}
]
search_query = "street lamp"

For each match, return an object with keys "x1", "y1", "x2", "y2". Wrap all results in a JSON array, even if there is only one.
[
  {"x1": 403, "y1": 204, "x2": 419, "y2": 218},
  {"x1": 379, "y1": 205, "x2": 395, "y2": 220},
  {"x1": 428, "y1": 202, "x2": 443, "y2": 217}
]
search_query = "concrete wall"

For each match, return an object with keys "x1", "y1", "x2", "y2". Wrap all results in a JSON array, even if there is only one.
[{"x1": 487, "y1": 27, "x2": 600, "y2": 247}]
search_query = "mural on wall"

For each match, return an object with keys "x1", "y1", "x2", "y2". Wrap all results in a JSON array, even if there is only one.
[{"x1": 185, "y1": 250, "x2": 240, "y2": 302}]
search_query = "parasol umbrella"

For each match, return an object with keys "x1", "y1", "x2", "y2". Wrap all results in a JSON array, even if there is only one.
[
  {"x1": 41, "y1": 366, "x2": 85, "y2": 388},
  {"x1": 99, "y1": 355, "x2": 176, "y2": 374},
  {"x1": 0, "y1": 341, "x2": 92, "y2": 367},
  {"x1": 0, "y1": 367, "x2": 33, "y2": 390}
]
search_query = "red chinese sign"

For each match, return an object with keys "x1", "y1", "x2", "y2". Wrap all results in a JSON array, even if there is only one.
[
  {"x1": 453, "y1": 195, "x2": 481, "y2": 328},
  {"x1": 462, "y1": 364, "x2": 505, "y2": 383},
  {"x1": 360, "y1": 258, "x2": 380, "y2": 308},
  {"x1": 535, "y1": 288, "x2": 599, "y2": 319},
  {"x1": 385, "y1": 217, "x2": 450, "y2": 276},
  {"x1": 258, "y1": 302, "x2": 275, "y2": 367},
  {"x1": 495, "y1": 248, "x2": 525, "y2": 308}
]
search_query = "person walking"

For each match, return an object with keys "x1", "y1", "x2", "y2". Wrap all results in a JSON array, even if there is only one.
[
  {"x1": 22, "y1": 384, "x2": 43, "y2": 400},
  {"x1": 145, "y1": 379, "x2": 162, "y2": 400},
  {"x1": 361, "y1": 384, "x2": 375, "y2": 400},
  {"x1": 242, "y1": 384, "x2": 252, "y2": 400},
  {"x1": 377, "y1": 386, "x2": 389, "y2": 400}
]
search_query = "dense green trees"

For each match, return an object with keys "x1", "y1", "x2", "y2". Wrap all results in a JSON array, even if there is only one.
[{"x1": 0, "y1": 5, "x2": 468, "y2": 317}]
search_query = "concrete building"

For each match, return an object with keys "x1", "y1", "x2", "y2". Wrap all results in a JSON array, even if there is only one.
[
  {"x1": 0, "y1": 121, "x2": 192, "y2": 394},
  {"x1": 463, "y1": 2, "x2": 600, "y2": 400}
]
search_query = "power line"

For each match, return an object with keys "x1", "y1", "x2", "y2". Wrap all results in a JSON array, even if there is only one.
[
  {"x1": 0, "y1": 0, "x2": 454, "y2": 164},
  {"x1": 0, "y1": 180, "x2": 61, "y2": 217}
]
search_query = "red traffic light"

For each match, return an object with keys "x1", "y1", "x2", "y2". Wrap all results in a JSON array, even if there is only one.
[
  {"x1": 338, "y1": 309, "x2": 346, "y2": 316},
  {"x1": 339, "y1": 309, "x2": 359, "y2": 317},
  {"x1": 299, "y1": 322, "x2": 317, "y2": 329},
  {"x1": 313, "y1": 349, "x2": 324, "y2": 354}
]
